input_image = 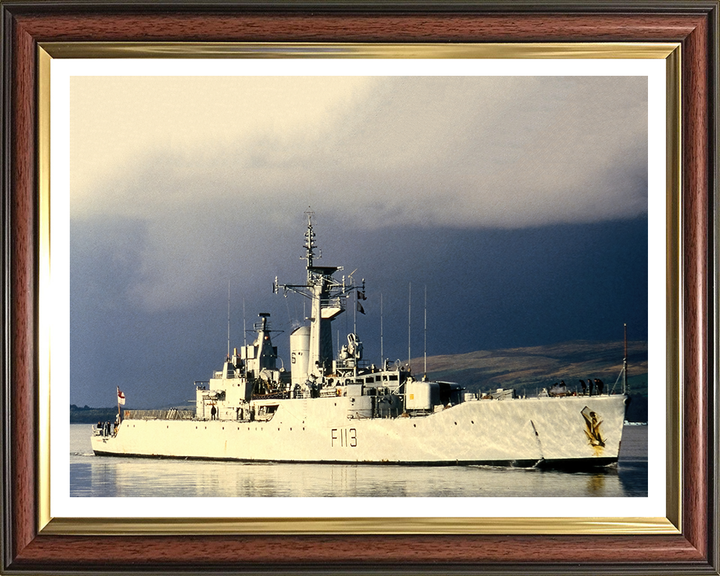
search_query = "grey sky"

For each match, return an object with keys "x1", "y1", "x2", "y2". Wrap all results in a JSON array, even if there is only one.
[
  {"x1": 71, "y1": 76, "x2": 647, "y2": 313},
  {"x1": 70, "y1": 75, "x2": 648, "y2": 407}
]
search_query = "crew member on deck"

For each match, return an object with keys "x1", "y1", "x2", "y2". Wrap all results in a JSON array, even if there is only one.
[{"x1": 594, "y1": 378, "x2": 604, "y2": 395}]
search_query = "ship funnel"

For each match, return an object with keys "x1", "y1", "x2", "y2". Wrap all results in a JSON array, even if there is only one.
[{"x1": 290, "y1": 325, "x2": 311, "y2": 387}]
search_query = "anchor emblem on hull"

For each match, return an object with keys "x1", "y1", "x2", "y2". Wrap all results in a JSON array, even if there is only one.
[{"x1": 581, "y1": 406, "x2": 605, "y2": 448}]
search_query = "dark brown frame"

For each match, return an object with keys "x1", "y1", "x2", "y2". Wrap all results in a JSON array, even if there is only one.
[{"x1": 2, "y1": 2, "x2": 718, "y2": 574}]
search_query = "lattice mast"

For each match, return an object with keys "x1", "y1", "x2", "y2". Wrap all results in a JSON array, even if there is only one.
[{"x1": 274, "y1": 211, "x2": 361, "y2": 379}]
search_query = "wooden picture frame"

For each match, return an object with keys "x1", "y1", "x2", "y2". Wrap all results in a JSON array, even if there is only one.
[{"x1": 2, "y1": 1, "x2": 717, "y2": 573}]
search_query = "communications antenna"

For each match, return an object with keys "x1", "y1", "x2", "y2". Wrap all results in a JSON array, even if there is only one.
[
  {"x1": 623, "y1": 324, "x2": 629, "y2": 394},
  {"x1": 408, "y1": 283, "x2": 412, "y2": 367},
  {"x1": 424, "y1": 285, "x2": 427, "y2": 378},
  {"x1": 242, "y1": 298, "x2": 247, "y2": 377},
  {"x1": 380, "y1": 293, "x2": 384, "y2": 366},
  {"x1": 227, "y1": 281, "x2": 231, "y2": 357}
]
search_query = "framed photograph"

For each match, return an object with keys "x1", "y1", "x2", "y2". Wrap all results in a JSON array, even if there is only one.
[{"x1": 2, "y1": 2, "x2": 717, "y2": 574}]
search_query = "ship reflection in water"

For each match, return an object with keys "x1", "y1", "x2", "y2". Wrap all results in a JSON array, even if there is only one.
[{"x1": 70, "y1": 424, "x2": 647, "y2": 498}]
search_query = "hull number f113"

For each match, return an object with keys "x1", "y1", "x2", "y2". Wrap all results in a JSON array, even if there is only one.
[{"x1": 331, "y1": 427, "x2": 357, "y2": 448}]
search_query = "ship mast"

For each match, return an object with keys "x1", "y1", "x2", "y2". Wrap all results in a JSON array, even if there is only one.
[
  {"x1": 227, "y1": 281, "x2": 231, "y2": 358},
  {"x1": 274, "y1": 211, "x2": 357, "y2": 381},
  {"x1": 623, "y1": 323, "x2": 629, "y2": 394},
  {"x1": 380, "y1": 293, "x2": 384, "y2": 367},
  {"x1": 242, "y1": 298, "x2": 247, "y2": 377},
  {"x1": 408, "y1": 282, "x2": 412, "y2": 368},
  {"x1": 424, "y1": 285, "x2": 427, "y2": 379},
  {"x1": 303, "y1": 209, "x2": 317, "y2": 280}
]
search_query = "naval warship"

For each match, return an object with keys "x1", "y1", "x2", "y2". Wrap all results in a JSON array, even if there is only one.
[{"x1": 92, "y1": 214, "x2": 628, "y2": 468}]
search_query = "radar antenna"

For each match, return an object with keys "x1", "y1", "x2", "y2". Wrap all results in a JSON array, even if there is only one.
[{"x1": 303, "y1": 209, "x2": 317, "y2": 276}]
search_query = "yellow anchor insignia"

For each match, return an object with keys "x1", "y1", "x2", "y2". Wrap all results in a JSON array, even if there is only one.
[{"x1": 581, "y1": 406, "x2": 605, "y2": 448}]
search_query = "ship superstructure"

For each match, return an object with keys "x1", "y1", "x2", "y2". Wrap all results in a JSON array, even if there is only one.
[{"x1": 92, "y1": 214, "x2": 628, "y2": 468}]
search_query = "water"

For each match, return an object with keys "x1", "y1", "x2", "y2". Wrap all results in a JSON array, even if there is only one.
[{"x1": 69, "y1": 424, "x2": 647, "y2": 498}]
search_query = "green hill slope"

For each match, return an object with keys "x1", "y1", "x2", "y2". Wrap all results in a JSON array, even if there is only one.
[
  {"x1": 413, "y1": 340, "x2": 648, "y2": 422},
  {"x1": 72, "y1": 340, "x2": 649, "y2": 424}
]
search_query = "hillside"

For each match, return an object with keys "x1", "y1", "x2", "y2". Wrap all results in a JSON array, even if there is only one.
[
  {"x1": 414, "y1": 339, "x2": 648, "y2": 421},
  {"x1": 71, "y1": 340, "x2": 649, "y2": 423},
  {"x1": 70, "y1": 404, "x2": 118, "y2": 424}
]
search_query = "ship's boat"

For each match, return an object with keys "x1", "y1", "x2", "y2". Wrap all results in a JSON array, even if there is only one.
[{"x1": 91, "y1": 214, "x2": 628, "y2": 468}]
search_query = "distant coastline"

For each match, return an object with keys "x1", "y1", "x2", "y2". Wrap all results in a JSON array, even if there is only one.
[
  {"x1": 73, "y1": 340, "x2": 648, "y2": 422},
  {"x1": 70, "y1": 405, "x2": 118, "y2": 424}
]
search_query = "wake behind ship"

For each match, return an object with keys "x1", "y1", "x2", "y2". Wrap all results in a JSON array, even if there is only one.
[{"x1": 92, "y1": 214, "x2": 628, "y2": 468}]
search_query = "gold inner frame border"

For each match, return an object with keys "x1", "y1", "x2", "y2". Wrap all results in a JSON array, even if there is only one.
[{"x1": 36, "y1": 41, "x2": 681, "y2": 536}]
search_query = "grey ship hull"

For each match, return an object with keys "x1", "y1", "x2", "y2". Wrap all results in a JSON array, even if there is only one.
[{"x1": 92, "y1": 394, "x2": 626, "y2": 467}]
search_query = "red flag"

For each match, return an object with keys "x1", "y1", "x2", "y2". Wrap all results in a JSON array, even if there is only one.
[{"x1": 117, "y1": 386, "x2": 126, "y2": 405}]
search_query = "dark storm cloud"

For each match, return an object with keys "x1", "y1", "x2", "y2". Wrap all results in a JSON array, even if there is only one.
[
  {"x1": 72, "y1": 76, "x2": 647, "y2": 312},
  {"x1": 71, "y1": 215, "x2": 648, "y2": 408},
  {"x1": 70, "y1": 75, "x2": 648, "y2": 407}
]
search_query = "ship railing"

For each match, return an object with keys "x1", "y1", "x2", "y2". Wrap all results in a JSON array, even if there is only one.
[
  {"x1": 321, "y1": 296, "x2": 346, "y2": 310},
  {"x1": 610, "y1": 367, "x2": 625, "y2": 394},
  {"x1": 359, "y1": 371, "x2": 401, "y2": 385},
  {"x1": 195, "y1": 380, "x2": 209, "y2": 389},
  {"x1": 251, "y1": 390, "x2": 290, "y2": 400},
  {"x1": 92, "y1": 421, "x2": 115, "y2": 436},
  {"x1": 124, "y1": 409, "x2": 195, "y2": 421},
  {"x1": 319, "y1": 387, "x2": 339, "y2": 398},
  {"x1": 210, "y1": 369, "x2": 242, "y2": 379}
]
